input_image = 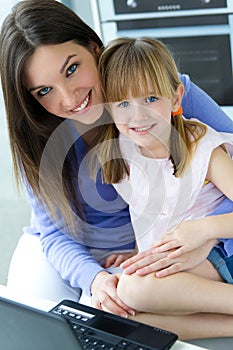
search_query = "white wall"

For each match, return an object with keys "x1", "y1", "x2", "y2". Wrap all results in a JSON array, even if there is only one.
[{"x1": 0, "y1": 1, "x2": 30, "y2": 285}]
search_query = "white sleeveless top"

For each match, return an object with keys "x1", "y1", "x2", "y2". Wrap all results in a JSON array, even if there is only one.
[{"x1": 113, "y1": 122, "x2": 233, "y2": 252}]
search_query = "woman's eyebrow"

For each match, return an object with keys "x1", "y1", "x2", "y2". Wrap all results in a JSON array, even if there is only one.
[
  {"x1": 28, "y1": 54, "x2": 78, "y2": 92},
  {"x1": 29, "y1": 85, "x2": 45, "y2": 93},
  {"x1": 60, "y1": 54, "x2": 77, "y2": 74}
]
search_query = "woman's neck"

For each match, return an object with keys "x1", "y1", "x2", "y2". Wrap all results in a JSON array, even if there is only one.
[{"x1": 73, "y1": 110, "x2": 111, "y2": 148}]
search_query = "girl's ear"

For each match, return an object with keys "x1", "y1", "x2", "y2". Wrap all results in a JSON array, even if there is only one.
[{"x1": 172, "y1": 83, "x2": 184, "y2": 113}]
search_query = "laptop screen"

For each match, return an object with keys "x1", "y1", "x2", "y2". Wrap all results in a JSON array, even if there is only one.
[{"x1": 0, "y1": 297, "x2": 79, "y2": 350}]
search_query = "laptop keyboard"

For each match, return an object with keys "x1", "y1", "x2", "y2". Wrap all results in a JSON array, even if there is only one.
[
  {"x1": 52, "y1": 306, "x2": 151, "y2": 350},
  {"x1": 70, "y1": 322, "x2": 148, "y2": 350}
]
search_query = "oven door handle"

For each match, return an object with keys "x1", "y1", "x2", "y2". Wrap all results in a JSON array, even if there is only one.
[{"x1": 117, "y1": 24, "x2": 231, "y2": 39}]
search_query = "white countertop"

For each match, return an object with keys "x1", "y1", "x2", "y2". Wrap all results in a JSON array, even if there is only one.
[{"x1": 0, "y1": 284, "x2": 207, "y2": 350}]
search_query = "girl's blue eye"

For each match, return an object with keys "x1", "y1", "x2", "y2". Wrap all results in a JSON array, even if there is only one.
[
  {"x1": 67, "y1": 64, "x2": 77, "y2": 77},
  {"x1": 146, "y1": 96, "x2": 157, "y2": 103},
  {"x1": 38, "y1": 87, "x2": 51, "y2": 97},
  {"x1": 118, "y1": 101, "x2": 130, "y2": 108}
]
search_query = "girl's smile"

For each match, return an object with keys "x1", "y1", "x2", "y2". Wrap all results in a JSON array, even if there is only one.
[{"x1": 129, "y1": 123, "x2": 157, "y2": 135}]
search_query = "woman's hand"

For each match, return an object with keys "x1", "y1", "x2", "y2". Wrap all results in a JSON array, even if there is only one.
[
  {"x1": 102, "y1": 251, "x2": 137, "y2": 269},
  {"x1": 90, "y1": 271, "x2": 135, "y2": 318},
  {"x1": 152, "y1": 219, "x2": 210, "y2": 259},
  {"x1": 121, "y1": 239, "x2": 217, "y2": 278}
]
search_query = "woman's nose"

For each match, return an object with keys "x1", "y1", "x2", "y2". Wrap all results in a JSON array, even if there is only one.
[{"x1": 59, "y1": 86, "x2": 77, "y2": 108}]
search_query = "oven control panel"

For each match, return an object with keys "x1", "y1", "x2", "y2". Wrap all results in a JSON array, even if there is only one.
[{"x1": 114, "y1": 0, "x2": 228, "y2": 14}]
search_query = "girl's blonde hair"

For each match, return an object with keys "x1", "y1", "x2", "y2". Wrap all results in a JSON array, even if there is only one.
[{"x1": 96, "y1": 37, "x2": 206, "y2": 182}]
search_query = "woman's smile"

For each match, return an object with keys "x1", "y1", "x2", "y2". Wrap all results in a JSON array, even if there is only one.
[{"x1": 70, "y1": 91, "x2": 91, "y2": 114}]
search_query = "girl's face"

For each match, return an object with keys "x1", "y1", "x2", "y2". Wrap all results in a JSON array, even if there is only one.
[
  {"x1": 110, "y1": 86, "x2": 183, "y2": 158},
  {"x1": 23, "y1": 41, "x2": 104, "y2": 124}
]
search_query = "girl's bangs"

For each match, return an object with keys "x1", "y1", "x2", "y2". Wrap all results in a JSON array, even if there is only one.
[{"x1": 106, "y1": 63, "x2": 167, "y2": 102}]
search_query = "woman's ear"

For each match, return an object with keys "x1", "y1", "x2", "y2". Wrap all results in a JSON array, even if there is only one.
[
  {"x1": 89, "y1": 41, "x2": 101, "y2": 55},
  {"x1": 172, "y1": 83, "x2": 184, "y2": 112}
]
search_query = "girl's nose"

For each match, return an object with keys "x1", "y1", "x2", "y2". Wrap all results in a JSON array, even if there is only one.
[{"x1": 132, "y1": 104, "x2": 148, "y2": 121}]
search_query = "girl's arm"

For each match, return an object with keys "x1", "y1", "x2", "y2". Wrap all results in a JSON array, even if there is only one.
[
  {"x1": 121, "y1": 146, "x2": 233, "y2": 276},
  {"x1": 179, "y1": 73, "x2": 233, "y2": 132},
  {"x1": 153, "y1": 146, "x2": 233, "y2": 258}
]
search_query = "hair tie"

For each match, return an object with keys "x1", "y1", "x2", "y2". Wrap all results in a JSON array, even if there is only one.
[{"x1": 171, "y1": 106, "x2": 183, "y2": 117}]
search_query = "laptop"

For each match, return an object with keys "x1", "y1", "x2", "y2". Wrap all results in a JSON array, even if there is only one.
[
  {"x1": 50, "y1": 299, "x2": 177, "y2": 350},
  {"x1": 0, "y1": 297, "x2": 177, "y2": 350}
]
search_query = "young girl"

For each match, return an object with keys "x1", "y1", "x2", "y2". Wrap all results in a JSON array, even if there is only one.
[{"x1": 97, "y1": 37, "x2": 233, "y2": 325}]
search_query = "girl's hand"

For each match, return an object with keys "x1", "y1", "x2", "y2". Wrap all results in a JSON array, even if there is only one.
[
  {"x1": 121, "y1": 239, "x2": 217, "y2": 278},
  {"x1": 102, "y1": 251, "x2": 137, "y2": 269},
  {"x1": 120, "y1": 248, "x2": 168, "y2": 275},
  {"x1": 152, "y1": 219, "x2": 209, "y2": 259}
]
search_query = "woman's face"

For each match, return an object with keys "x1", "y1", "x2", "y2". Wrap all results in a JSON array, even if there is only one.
[{"x1": 23, "y1": 41, "x2": 104, "y2": 124}]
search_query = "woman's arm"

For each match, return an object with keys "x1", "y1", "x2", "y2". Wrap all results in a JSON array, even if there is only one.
[
  {"x1": 25, "y1": 183, "x2": 135, "y2": 316},
  {"x1": 28, "y1": 203, "x2": 104, "y2": 297},
  {"x1": 179, "y1": 73, "x2": 233, "y2": 132}
]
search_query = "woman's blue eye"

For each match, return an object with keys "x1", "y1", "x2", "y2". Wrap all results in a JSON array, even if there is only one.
[
  {"x1": 38, "y1": 87, "x2": 51, "y2": 97},
  {"x1": 146, "y1": 96, "x2": 157, "y2": 103},
  {"x1": 67, "y1": 64, "x2": 77, "y2": 77},
  {"x1": 118, "y1": 101, "x2": 130, "y2": 108}
]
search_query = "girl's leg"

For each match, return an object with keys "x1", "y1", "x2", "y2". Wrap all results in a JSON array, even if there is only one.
[
  {"x1": 117, "y1": 259, "x2": 233, "y2": 315},
  {"x1": 7, "y1": 233, "x2": 81, "y2": 302},
  {"x1": 130, "y1": 312, "x2": 233, "y2": 340}
]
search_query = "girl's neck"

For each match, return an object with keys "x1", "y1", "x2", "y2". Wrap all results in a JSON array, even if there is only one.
[
  {"x1": 140, "y1": 144, "x2": 170, "y2": 159},
  {"x1": 139, "y1": 129, "x2": 171, "y2": 159}
]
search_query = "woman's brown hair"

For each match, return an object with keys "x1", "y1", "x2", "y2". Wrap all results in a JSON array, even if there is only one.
[{"x1": 0, "y1": 0, "x2": 103, "y2": 233}]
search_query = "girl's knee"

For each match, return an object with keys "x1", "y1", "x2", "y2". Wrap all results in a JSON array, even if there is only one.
[
  {"x1": 117, "y1": 272, "x2": 140, "y2": 308},
  {"x1": 117, "y1": 272, "x2": 159, "y2": 310}
]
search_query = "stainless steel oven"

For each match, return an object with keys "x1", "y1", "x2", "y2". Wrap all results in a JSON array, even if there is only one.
[{"x1": 93, "y1": 0, "x2": 233, "y2": 114}]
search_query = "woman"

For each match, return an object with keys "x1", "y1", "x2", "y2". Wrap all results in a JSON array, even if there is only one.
[{"x1": 1, "y1": 0, "x2": 233, "y2": 339}]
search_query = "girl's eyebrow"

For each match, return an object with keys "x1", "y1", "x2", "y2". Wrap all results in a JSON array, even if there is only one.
[{"x1": 28, "y1": 54, "x2": 77, "y2": 93}]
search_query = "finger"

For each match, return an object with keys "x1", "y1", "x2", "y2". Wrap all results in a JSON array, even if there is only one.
[
  {"x1": 126, "y1": 250, "x2": 169, "y2": 274},
  {"x1": 112, "y1": 295, "x2": 136, "y2": 316},
  {"x1": 100, "y1": 293, "x2": 135, "y2": 317},
  {"x1": 153, "y1": 241, "x2": 180, "y2": 253},
  {"x1": 140, "y1": 256, "x2": 174, "y2": 273},
  {"x1": 167, "y1": 247, "x2": 186, "y2": 259},
  {"x1": 120, "y1": 252, "x2": 146, "y2": 268},
  {"x1": 135, "y1": 263, "x2": 161, "y2": 276},
  {"x1": 135, "y1": 255, "x2": 176, "y2": 276},
  {"x1": 113, "y1": 255, "x2": 126, "y2": 267},
  {"x1": 103, "y1": 255, "x2": 117, "y2": 268},
  {"x1": 122, "y1": 254, "x2": 160, "y2": 274},
  {"x1": 91, "y1": 292, "x2": 106, "y2": 310},
  {"x1": 151, "y1": 240, "x2": 166, "y2": 248},
  {"x1": 155, "y1": 262, "x2": 182, "y2": 278}
]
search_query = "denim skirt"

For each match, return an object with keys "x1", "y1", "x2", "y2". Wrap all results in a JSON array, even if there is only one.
[{"x1": 208, "y1": 246, "x2": 233, "y2": 283}]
